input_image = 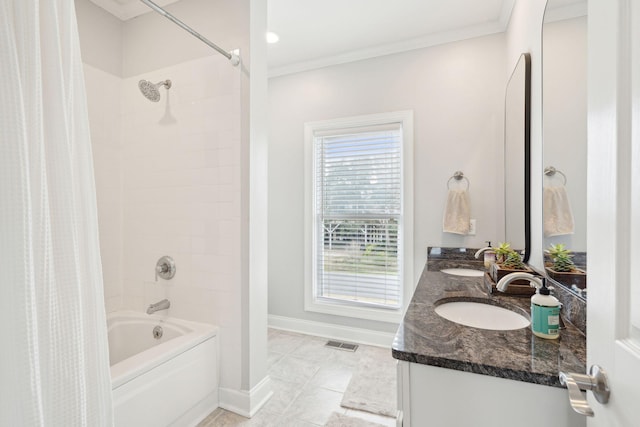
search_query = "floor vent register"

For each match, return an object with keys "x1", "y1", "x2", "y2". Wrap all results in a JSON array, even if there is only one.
[{"x1": 325, "y1": 340, "x2": 359, "y2": 352}]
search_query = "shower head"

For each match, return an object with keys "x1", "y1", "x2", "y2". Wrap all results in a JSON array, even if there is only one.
[{"x1": 138, "y1": 79, "x2": 171, "y2": 102}]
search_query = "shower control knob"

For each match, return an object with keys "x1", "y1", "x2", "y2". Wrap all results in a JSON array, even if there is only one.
[{"x1": 155, "y1": 256, "x2": 176, "y2": 281}]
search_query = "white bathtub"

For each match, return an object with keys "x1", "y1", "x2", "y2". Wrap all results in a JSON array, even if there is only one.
[{"x1": 108, "y1": 311, "x2": 219, "y2": 427}]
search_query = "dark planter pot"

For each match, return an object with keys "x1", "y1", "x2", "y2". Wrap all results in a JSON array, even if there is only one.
[
  {"x1": 484, "y1": 272, "x2": 536, "y2": 296},
  {"x1": 490, "y1": 263, "x2": 535, "y2": 286},
  {"x1": 546, "y1": 267, "x2": 587, "y2": 290}
]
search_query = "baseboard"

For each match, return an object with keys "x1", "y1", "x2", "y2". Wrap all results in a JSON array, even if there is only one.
[
  {"x1": 268, "y1": 314, "x2": 395, "y2": 348},
  {"x1": 218, "y1": 375, "x2": 273, "y2": 418}
]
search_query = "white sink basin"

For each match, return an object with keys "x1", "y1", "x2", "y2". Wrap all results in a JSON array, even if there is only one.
[
  {"x1": 440, "y1": 268, "x2": 484, "y2": 277},
  {"x1": 435, "y1": 301, "x2": 530, "y2": 330}
]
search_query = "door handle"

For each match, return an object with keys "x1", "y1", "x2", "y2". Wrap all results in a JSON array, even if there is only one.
[{"x1": 558, "y1": 365, "x2": 610, "y2": 417}]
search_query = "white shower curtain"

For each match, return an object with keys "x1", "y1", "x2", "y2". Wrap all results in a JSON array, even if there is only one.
[{"x1": 0, "y1": 0, "x2": 113, "y2": 425}]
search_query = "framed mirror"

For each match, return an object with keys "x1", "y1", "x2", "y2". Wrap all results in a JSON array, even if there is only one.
[
  {"x1": 504, "y1": 53, "x2": 531, "y2": 263},
  {"x1": 542, "y1": 0, "x2": 587, "y2": 298}
]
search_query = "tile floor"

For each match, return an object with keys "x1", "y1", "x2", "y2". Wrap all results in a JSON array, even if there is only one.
[{"x1": 197, "y1": 329, "x2": 397, "y2": 427}]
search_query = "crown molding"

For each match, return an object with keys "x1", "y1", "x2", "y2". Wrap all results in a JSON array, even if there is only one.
[{"x1": 268, "y1": 20, "x2": 508, "y2": 78}]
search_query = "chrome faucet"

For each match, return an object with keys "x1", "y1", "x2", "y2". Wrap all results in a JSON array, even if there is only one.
[
  {"x1": 475, "y1": 242, "x2": 496, "y2": 267},
  {"x1": 497, "y1": 273, "x2": 567, "y2": 329},
  {"x1": 571, "y1": 284, "x2": 587, "y2": 298},
  {"x1": 474, "y1": 247, "x2": 494, "y2": 259},
  {"x1": 147, "y1": 299, "x2": 170, "y2": 314},
  {"x1": 495, "y1": 272, "x2": 543, "y2": 292}
]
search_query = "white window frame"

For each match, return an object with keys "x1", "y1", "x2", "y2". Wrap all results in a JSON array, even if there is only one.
[{"x1": 304, "y1": 111, "x2": 414, "y2": 323}]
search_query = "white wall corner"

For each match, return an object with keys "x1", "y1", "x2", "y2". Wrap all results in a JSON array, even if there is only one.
[
  {"x1": 218, "y1": 375, "x2": 273, "y2": 418},
  {"x1": 268, "y1": 314, "x2": 396, "y2": 348},
  {"x1": 499, "y1": 0, "x2": 517, "y2": 29}
]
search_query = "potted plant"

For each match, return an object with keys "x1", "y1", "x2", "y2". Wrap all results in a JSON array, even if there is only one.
[
  {"x1": 494, "y1": 242, "x2": 513, "y2": 264},
  {"x1": 502, "y1": 251, "x2": 527, "y2": 270},
  {"x1": 490, "y1": 243, "x2": 534, "y2": 285},
  {"x1": 545, "y1": 244, "x2": 587, "y2": 289}
]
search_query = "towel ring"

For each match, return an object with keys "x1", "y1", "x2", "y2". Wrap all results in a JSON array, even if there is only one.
[
  {"x1": 447, "y1": 171, "x2": 470, "y2": 190},
  {"x1": 544, "y1": 166, "x2": 567, "y2": 185}
]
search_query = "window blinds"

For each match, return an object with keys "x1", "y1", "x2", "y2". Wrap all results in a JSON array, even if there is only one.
[{"x1": 314, "y1": 124, "x2": 402, "y2": 308}]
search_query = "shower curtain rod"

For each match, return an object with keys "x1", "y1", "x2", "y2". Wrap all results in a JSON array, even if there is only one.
[{"x1": 139, "y1": 0, "x2": 240, "y2": 66}]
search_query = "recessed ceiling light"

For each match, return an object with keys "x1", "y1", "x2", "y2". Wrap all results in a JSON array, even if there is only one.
[{"x1": 266, "y1": 32, "x2": 280, "y2": 44}]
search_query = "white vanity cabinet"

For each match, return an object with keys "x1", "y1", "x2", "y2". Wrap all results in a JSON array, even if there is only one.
[
  {"x1": 396, "y1": 361, "x2": 585, "y2": 427},
  {"x1": 393, "y1": 267, "x2": 588, "y2": 427}
]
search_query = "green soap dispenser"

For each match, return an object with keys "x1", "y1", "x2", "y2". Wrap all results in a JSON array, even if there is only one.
[{"x1": 530, "y1": 278, "x2": 561, "y2": 339}]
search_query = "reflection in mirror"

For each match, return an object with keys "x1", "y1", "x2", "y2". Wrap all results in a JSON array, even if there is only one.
[
  {"x1": 504, "y1": 53, "x2": 531, "y2": 263},
  {"x1": 542, "y1": 0, "x2": 587, "y2": 298}
]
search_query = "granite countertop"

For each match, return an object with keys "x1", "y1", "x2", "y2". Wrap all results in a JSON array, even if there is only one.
[{"x1": 391, "y1": 265, "x2": 586, "y2": 388}]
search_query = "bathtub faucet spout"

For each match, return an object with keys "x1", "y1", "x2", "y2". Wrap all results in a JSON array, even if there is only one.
[{"x1": 147, "y1": 299, "x2": 170, "y2": 314}]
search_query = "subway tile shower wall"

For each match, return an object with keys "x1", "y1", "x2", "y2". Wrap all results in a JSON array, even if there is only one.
[
  {"x1": 86, "y1": 54, "x2": 242, "y2": 327},
  {"x1": 86, "y1": 64, "x2": 124, "y2": 313}
]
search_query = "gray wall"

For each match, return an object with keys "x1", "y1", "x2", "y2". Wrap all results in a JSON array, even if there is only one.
[
  {"x1": 268, "y1": 33, "x2": 507, "y2": 332},
  {"x1": 75, "y1": 0, "x2": 123, "y2": 76},
  {"x1": 542, "y1": 16, "x2": 587, "y2": 252}
]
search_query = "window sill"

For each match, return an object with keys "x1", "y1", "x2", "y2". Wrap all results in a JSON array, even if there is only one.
[{"x1": 304, "y1": 297, "x2": 403, "y2": 324}]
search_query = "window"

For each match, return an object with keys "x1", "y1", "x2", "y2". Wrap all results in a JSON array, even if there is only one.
[{"x1": 305, "y1": 111, "x2": 413, "y2": 323}]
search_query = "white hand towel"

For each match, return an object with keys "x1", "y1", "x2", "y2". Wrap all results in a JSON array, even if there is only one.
[
  {"x1": 544, "y1": 186, "x2": 575, "y2": 237},
  {"x1": 443, "y1": 189, "x2": 471, "y2": 235}
]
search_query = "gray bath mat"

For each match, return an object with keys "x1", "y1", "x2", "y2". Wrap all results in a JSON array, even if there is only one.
[
  {"x1": 340, "y1": 355, "x2": 397, "y2": 417},
  {"x1": 325, "y1": 412, "x2": 387, "y2": 427}
]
